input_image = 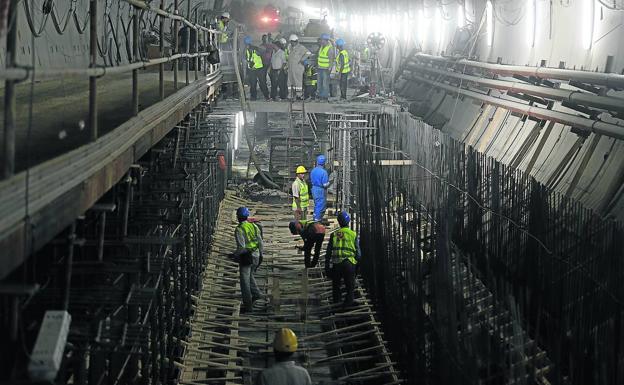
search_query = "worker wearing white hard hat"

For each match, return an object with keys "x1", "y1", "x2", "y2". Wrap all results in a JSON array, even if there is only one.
[
  {"x1": 287, "y1": 34, "x2": 310, "y2": 100},
  {"x1": 217, "y1": 12, "x2": 231, "y2": 44}
]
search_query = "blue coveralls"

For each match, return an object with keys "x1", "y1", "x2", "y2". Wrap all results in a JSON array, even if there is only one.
[{"x1": 310, "y1": 166, "x2": 329, "y2": 221}]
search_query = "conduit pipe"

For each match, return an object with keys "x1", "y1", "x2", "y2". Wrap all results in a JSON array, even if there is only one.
[
  {"x1": 406, "y1": 61, "x2": 624, "y2": 113},
  {"x1": 415, "y1": 53, "x2": 624, "y2": 90},
  {"x1": 411, "y1": 74, "x2": 624, "y2": 141}
]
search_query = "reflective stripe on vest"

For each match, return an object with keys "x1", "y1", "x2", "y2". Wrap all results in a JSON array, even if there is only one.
[
  {"x1": 336, "y1": 49, "x2": 350, "y2": 73},
  {"x1": 238, "y1": 221, "x2": 260, "y2": 251},
  {"x1": 304, "y1": 67, "x2": 317, "y2": 85},
  {"x1": 246, "y1": 48, "x2": 263, "y2": 69},
  {"x1": 317, "y1": 45, "x2": 331, "y2": 69},
  {"x1": 331, "y1": 227, "x2": 357, "y2": 265},
  {"x1": 217, "y1": 20, "x2": 228, "y2": 44},
  {"x1": 292, "y1": 178, "x2": 310, "y2": 209}
]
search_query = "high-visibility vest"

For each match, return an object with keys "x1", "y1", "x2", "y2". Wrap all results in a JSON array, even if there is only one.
[
  {"x1": 304, "y1": 66, "x2": 317, "y2": 86},
  {"x1": 336, "y1": 49, "x2": 350, "y2": 73},
  {"x1": 317, "y1": 45, "x2": 331, "y2": 69},
  {"x1": 292, "y1": 178, "x2": 310, "y2": 209},
  {"x1": 362, "y1": 47, "x2": 369, "y2": 62},
  {"x1": 217, "y1": 20, "x2": 228, "y2": 44},
  {"x1": 246, "y1": 48, "x2": 263, "y2": 69},
  {"x1": 238, "y1": 221, "x2": 260, "y2": 251},
  {"x1": 331, "y1": 227, "x2": 358, "y2": 265}
]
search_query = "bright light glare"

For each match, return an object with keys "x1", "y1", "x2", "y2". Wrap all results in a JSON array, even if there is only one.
[
  {"x1": 261, "y1": 16, "x2": 269, "y2": 23},
  {"x1": 435, "y1": 8, "x2": 442, "y2": 51},
  {"x1": 418, "y1": 9, "x2": 426, "y2": 46},
  {"x1": 486, "y1": 0, "x2": 493, "y2": 47},
  {"x1": 581, "y1": 0, "x2": 594, "y2": 50},
  {"x1": 234, "y1": 111, "x2": 244, "y2": 151},
  {"x1": 390, "y1": 14, "x2": 400, "y2": 38},
  {"x1": 302, "y1": 6, "x2": 320, "y2": 16},
  {"x1": 457, "y1": 4, "x2": 464, "y2": 28},
  {"x1": 526, "y1": 0, "x2": 535, "y2": 47}
]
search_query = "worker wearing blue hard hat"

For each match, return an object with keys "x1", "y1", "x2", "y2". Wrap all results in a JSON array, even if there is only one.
[
  {"x1": 325, "y1": 211, "x2": 361, "y2": 307},
  {"x1": 316, "y1": 34, "x2": 334, "y2": 101},
  {"x1": 234, "y1": 206, "x2": 265, "y2": 313},
  {"x1": 310, "y1": 155, "x2": 330, "y2": 221},
  {"x1": 244, "y1": 36, "x2": 270, "y2": 101},
  {"x1": 334, "y1": 38, "x2": 351, "y2": 100}
]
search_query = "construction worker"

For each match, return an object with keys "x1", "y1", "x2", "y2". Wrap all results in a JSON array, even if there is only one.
[
  {"x1": 302, "y1": 59, "x2": 317, "y2": 100},
  {"x1": 270, "y1": 38, "x2": 288, "y2": 100},
  {"x1": 335, "y1": 39, "x2": 351, "y2": 100},
  {"x1": 235, "y1": 207, "x2": 264, "y2": 313},
  {"x1": 310, "y1": 155, "x2": 329, "y2": 221},
  {"x1": 244, "y1": 36, "x2": 270, "y2": 101},
  {"x1": 289, "y1": 220, "x2": 326, "y2": 268},
  {"x1": 316, "y1": 33, "x2": 335, "y2": 101},
  {"x1": 287, "y1": 34, "x2": 310, "y2": 100},
  {"x1": 255, "y1": 328, "x2": 311, "y2": 385},
  {"x1": 292, "y1": 166, "x2": 309, "y2": 220},
  {"x1": 325, "y1": 211, "x2": 361, "y2": 307},
  {"x1": 217, "y1": 12, "x2": 230, "y2": 45},
  {"x1": 260, "y1": 34, "x2": 275, "y2": 91}
]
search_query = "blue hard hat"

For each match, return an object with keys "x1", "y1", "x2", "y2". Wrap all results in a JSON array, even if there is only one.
[
  {"x1": 337, "y1": 211, "x2": 351, "y2": 227},
  {"x1": 243, "y1": 36, "x2": 253, "y2": 45},
  {"x1": 303, "y1": 59, "x2": 309, "y2": 66},
  {"x1": 236, "y1": 206, "x2": 250, "y2": 218},
  {"x1": 320, "y1": 33, "x2": 330, "y2": 40},
  {"x1": 316, "y1": 154, "x2": 326, "y2": 166},
  {"x1": 336, "y1": 38, "x2": 345, "y2": 46}
]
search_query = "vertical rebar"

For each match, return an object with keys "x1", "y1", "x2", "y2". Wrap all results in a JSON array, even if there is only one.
[
  {"x1": 132, "y1": 6, "x2": 140, "y2": 115},
  {"x1": 89, "y1": 0, "x2": 98, "y2": 141},
  {"x1": 159, "y1": 0, "x2": 165, "y2": 100},
  {"x1": 173, "y1": 0, "x2": 179, "y2": 89}
]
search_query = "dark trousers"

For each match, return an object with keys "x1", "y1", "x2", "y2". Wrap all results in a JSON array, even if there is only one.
[
  {"x1": 248, "y1": 68, "x2": 269, "y2": 100},
  {"x1": 270, "y1": 69, "x2": 288, "y2": 99},
  {"x1": 304, "y1": 84, "x2": 317, "y2": 99},
  {"x1": 332, "y1": 260, "x2": 356, "y2": 305},
  {"x1": 303, "y1": 233, "x2": 325, "y2": 268},
  {"x1": 339, "y1": 73, "x2": 349, "y2": 99}
]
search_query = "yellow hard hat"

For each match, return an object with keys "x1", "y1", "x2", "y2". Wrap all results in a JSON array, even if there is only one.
[
  {"x1": 273, "y1": 328, "x2": 298, "y2": 352},
  {"x1": 296, "y1": 166, "x2": 307, "y2": 174}
]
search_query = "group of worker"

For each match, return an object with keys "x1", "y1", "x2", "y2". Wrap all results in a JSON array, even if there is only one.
[
  {"x1": 233, "y1": 196, "x2": 359, "y2": 383},
  {"x1": 243, "y1": 33, "x2": 352, "y2": 101}
]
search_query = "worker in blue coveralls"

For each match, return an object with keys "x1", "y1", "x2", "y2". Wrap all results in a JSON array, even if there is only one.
[{"x1": 310, "y1": 154, "x2": 330, "y2": 221}]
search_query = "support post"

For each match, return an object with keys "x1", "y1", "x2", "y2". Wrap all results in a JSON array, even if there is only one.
[
  {"x1": 159, "y1": 0, "x2": 165, "y2": 100},
  {"x1": 194, "y1": 13, "x2": 199, "y2": 81},
  {"x1": 62, "y1": 223, "x2": 76, "y2": 310},
  {"x1": 173, "y1": 0, "x2": 179, "y2": 89},
  {"x1": 2, "y1": 0, "x2": 18, "y2": 177},
  {"x1": 89, "y1": 0, "x2": 98, "y2": 141},
  {"x1": 132, "y1": 6, "x2": 140, "y2": 115},
  {"x1": 185, "y1": 0, "x2": 191, "y2": 85}
]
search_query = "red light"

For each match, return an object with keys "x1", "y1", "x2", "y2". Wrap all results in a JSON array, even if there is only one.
[
  {"x1": 273, "y1": 18, "x2": 279, "y2": 22},
  {"x1": 261, "y1": 16, "x2": 270, "y2": 23}
]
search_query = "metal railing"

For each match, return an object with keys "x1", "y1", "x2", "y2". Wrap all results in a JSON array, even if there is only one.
[{"x1": 1, "y1": 0, "x2": 223, "y2": 178}]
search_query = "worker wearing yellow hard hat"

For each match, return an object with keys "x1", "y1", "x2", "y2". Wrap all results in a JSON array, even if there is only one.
[
  {"x1": 292, "y1": 165, "x2": 310, "y2": 220},
  {"x1": 255, "y1": 328, "x2": 311, "y2": 384}
]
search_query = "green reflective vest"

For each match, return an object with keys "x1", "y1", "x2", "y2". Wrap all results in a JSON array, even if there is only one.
[
  {"x1": 362, "y1": 47, "x2": 369, "y2": 62},
  {"x1": 331, "y1": 227, "x2": 357, "y2": 265},
  {"x1": 336, "y1": 49, "x2": 351, "y2": 74},
  {"x1": 317, "y1": 45, "x2": 331, "y2": 69},
  {"x1": 217, "y1": 20, "x2": 228, "y2": 44},
  {"x1": 292, "y1": 178, "x2": 310, "y2": 209},
  {"x1": 304, "y1": 66, "x2": 317, "y2": 86},
  {"x1": 238, "y1": 221, "x2": 260, "y2": 251},
  {"x1": 246, "y1": 48, "x2": 263, "y2": 69}
]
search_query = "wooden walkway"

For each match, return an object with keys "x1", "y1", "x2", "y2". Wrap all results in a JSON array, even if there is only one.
[{"x1": 179, "y1": 192, "x2": 402, "y2": 385}]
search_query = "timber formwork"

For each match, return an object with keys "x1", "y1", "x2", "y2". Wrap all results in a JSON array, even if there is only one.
[{"x1": 179, "y1": 193, "x2": 402, "y2": 385}]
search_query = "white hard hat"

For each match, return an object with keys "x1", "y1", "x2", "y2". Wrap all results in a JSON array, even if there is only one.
[
  {"x1": 289, "y1": 34, "x2": 299, "y2": 41},
  {"x1": 279, "y1": 38, "x2": 287, "y2": 45},
  {"x1": 221, "y1": 12, "x2": 230, "y2": 18}
]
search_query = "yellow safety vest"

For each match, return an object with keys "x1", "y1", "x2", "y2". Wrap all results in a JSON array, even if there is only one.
[
  {"x1": 246, "y1": 48, "x2": 263, "y2": 69},
  {"x1": 362, "y1": 47, "x2": 369, "y2": 62},
  {"x1": 292, "y1": 178, "x2": 310, "y2": 209},
  {"x1": 238, "y1": 221, "x2": 260, "y2": 251},
  {"x1": 331, "y1": 227, "x2": 358, "y2": 265},
  {"x1": 317, "y1": 45, "x2": 331, "y2": 69},
  {"x1": 304, "y1": 66, "x2": 317, "y2": 86},
  {"x1": 217, "y1": 20, "x2": 228, "y2": 44},
  {"x1": 336, "y1": 49, "x2": 350, "y2": 74}
]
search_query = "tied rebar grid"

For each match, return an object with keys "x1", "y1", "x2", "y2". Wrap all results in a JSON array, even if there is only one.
[
  {"x1": 4, "y1": 103, "x2": 230, "y2": 384},
  {"x1": 354, "y1": 112, "x2": 624, "y2": 385}
]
